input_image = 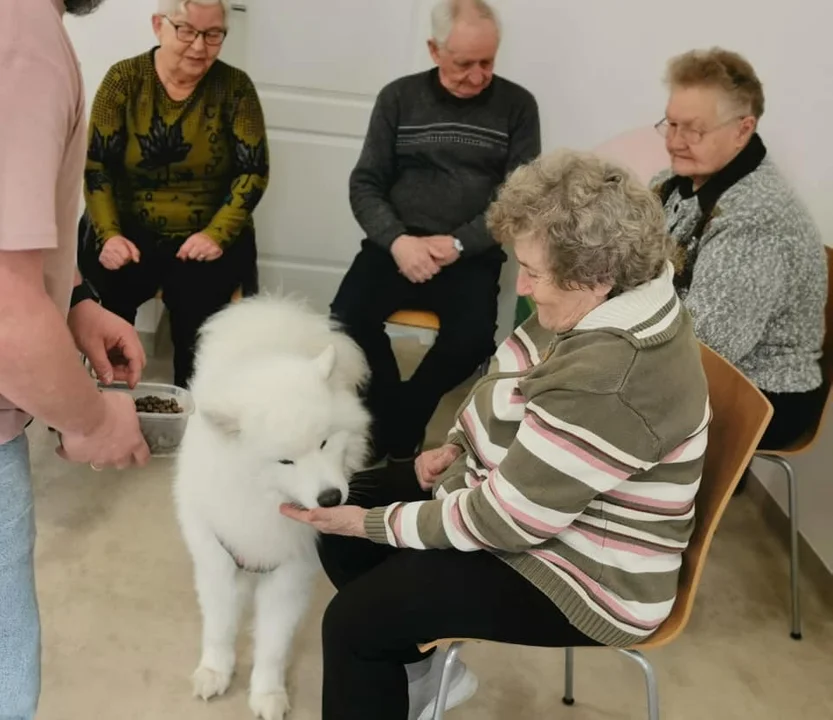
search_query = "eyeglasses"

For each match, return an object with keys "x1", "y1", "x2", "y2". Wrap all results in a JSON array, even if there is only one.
[
  {"x1": 164, "y1": 16, "x2": 227, "y2": 46},
  {"x1": 654, "y1": 115, "x2": 744, "y2": 145}
]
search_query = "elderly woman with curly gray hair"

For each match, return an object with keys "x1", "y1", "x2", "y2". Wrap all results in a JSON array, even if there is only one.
[{"x1": 280, "y1": 149, "x2": 712, "y2": 720}]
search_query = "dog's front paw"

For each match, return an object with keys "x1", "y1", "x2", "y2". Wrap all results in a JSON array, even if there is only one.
[
  {"x1": 249, "y1": 688, "x2": 291, "y2": 720},
  {"x1": 192, "y1": 665, "x2": 232, "y2": 701}
]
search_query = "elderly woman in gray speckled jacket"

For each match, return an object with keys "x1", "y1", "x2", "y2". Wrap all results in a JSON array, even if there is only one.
[{"x1": 650, "y1": 46, "x2": 827, "y2": 450}]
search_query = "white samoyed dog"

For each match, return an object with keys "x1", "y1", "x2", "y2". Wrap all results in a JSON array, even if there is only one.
[{"x1": 173, "y1": 294, "x2": 371, "y2": 720}]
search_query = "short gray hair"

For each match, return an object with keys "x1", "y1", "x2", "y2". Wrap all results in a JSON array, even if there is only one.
[
  {"x1": 431, "y1": 0, "x2": 501, "y2": 46},
  {"x1": 157, "y1": 0, "x2": 229, "y2": 20},
  {"x1": 486, "y1": 150, "x2": 673, "y2": 293},
  {"x1": 665, "y1": 47, "x2": 765, "y2": 119}
]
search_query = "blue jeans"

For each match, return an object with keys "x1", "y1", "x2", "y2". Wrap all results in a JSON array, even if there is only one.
[{"x1": 0, "y1": 433, "x2": 39, "y2": 720}]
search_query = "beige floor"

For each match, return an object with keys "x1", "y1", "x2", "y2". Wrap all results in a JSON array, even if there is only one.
[{"x1": 30, "y1": 337, "x2": 833, "y2": 719}]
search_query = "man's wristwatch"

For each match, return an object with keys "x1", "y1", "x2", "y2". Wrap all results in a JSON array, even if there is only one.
[
  {"x1": 70, "y1": 277, "x2": 100, "y2": 309},
  {"x1": 452, "y1": 237, "x2": 464, "y2": 254}
]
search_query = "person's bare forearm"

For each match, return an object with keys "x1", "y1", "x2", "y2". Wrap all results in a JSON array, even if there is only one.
[{"x1": 0, "y1": 280, "x2": 105, "y2": 436}]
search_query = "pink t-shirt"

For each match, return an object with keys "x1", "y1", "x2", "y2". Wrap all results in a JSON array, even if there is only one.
[{"x1": 0, "y1": 0, "x2": 86, "y2": 443}]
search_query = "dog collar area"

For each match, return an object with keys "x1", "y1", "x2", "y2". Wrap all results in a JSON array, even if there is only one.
[{"x1": 216, "y1": 535, "x2": 279, "y2": 574}]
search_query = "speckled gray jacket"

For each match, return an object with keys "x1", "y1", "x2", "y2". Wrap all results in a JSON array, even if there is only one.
[{"x1": 651, "y1": 146, "x2": 826, "y2": 394}]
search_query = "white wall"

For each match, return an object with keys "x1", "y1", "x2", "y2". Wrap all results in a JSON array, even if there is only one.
[{"x1": 66, "y1": 0, "x2": 833, "y2": 569}]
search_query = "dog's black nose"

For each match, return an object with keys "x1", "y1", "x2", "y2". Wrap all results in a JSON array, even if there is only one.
[{"x1": 317, "y1": 489, "x2": 343, "y2": 508}]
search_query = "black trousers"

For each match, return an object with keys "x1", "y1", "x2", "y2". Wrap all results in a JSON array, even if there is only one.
[
  {"x1": 760, "y1": 386, "x2": 825, "y2": 449},
  {"x1": 330, "y1": 240, "x2": 504, "y2": 458},
  {"x1": 318, "y1": 466, "x2": 600, "y2": 720},
  {"x1": 78, "y1": 219, "x2": 258, "y2": 388}
]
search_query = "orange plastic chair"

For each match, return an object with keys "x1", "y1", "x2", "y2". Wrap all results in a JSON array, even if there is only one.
[
  {"x1": 386, "y1": 309, "x2": 441, "y2": 332},
  {"x1": 386, "y1": 310, "x2": 492, "y2": 379},
  {"x1": 753, "y1": 245, "x2": 833, "y2": 639},
  {"x1": 418, "y1": 343, "x2": 773, "y2": 720}
]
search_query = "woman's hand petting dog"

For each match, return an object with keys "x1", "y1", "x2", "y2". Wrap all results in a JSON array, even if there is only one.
[
  {"x1": 280, "y1": 504, "x2": 369, "y2": 538},
  {"x1": 415, "y1": 443, "x2": 463, "y2": 491}
]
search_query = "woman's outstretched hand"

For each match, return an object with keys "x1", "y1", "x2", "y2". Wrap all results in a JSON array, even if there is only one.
[{"x1": 279, "y1": 504, "x2": 368, "y2": 538}]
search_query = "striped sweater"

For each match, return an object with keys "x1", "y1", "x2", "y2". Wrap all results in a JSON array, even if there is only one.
[{"x1": 365, "y1": 262, "x2": 711, "y2": 647}]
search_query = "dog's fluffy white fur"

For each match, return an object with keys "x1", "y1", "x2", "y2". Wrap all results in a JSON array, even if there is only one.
[{"x1": 174, "y1": 294, "x2": 371, "y2": 719}]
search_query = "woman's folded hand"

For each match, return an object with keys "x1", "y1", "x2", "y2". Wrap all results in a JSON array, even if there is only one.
[
  {"x1": 99, "y1": 235, "x2": 140, "y2": 270},
  {"x1": 415, "y1": 443, "x2": 463, "y2": 491},
  {"x1": 176, "y1": 232, "x2": 224, "y2": 262}
]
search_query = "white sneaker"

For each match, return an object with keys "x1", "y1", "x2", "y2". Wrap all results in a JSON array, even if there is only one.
[{"x1": 408, "y1": 650, "x2": 479, "y2": 720}]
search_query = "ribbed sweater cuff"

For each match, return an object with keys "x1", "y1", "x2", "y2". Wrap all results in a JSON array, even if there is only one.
[{"x1": 364, "y1": 506, "x2": 393, "y2": 545}]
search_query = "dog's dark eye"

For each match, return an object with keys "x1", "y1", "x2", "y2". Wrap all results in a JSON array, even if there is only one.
[
  {"x1": 278, "y1": 459, "x2": 294, "y2": 465},
  {"x1": 320, "y1": 439, "x2": 328, "y2": 450}
]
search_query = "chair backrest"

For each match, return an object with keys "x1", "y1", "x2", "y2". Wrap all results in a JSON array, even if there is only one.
[
  {"x1": 592, "y1": 125, "x2": 670, "y2": 186},
  {"x1": 805, "y1": 246, "x2": 833, "y2": 440},
  {"x1": 638, "y1": 343, "x2": 773, "y2": 648}
]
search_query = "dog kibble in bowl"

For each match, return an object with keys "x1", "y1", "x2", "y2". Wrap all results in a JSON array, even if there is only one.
[
  {"x1": 134, "y1": 395, "x2": 183, "y2": 415},
  {"x1": 99, "y1": 382, "x2": 194, "y2": 457},
  {"x1": 134, "y1": 395, "x2": 186, "y2": 454}
]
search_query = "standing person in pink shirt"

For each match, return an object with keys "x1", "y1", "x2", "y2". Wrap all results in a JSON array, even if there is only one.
[{"x1": 0, "y1": 1, "x2": 151, "y2": 716}]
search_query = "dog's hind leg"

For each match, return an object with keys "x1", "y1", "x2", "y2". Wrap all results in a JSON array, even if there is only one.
[
  {"x1": 247, "y1": 561, "x2": 317, "y2": 720},
  {"x1": 191, "y1": 542, "x2": 244, "y2": 702}
]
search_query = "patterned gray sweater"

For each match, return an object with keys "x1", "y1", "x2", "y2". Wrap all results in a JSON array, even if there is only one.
[
  {"x1": 651, "y1": 156, "x2": 826, "y2": 394},
  {"x1": 349, "y1": 68, "x2": 540, "y2": 254}
]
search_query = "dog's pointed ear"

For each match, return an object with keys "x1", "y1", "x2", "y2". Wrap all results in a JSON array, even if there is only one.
[
  {"x1": 313, "y1": 344, "x2": 336, "y2": 380},
  {"x1": 201, "y1": 408, "x2": 241, "y2": 437}
]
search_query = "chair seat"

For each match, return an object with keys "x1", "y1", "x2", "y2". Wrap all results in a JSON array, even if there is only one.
[
  {"x1": 757, "y1": 427, "x2": 817, "y2": 456},
  {"x1": 418, "y1": 633, "x2": 665, "y2": 655},
  {"x1": 387, "y1": 309, "x2": 440, "y2": 331}
]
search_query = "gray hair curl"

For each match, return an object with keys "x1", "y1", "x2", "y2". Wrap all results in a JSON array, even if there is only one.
[{"x1": 486, "y1": 150, "x2": 673, "y2": 293}]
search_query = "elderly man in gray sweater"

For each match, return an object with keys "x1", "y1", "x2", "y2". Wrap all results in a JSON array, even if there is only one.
[{"x1": 331, "y1": 0, "x2": 541, "y2": 463}]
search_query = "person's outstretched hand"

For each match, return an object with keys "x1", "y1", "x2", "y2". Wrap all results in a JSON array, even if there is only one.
[{"x1": 279, "y1": 504, "x2": 368, "y2": 538}]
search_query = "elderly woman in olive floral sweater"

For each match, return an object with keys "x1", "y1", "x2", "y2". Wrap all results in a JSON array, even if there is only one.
[
  {"x1": 78, "y1": 0, "x2": 269, "y2": 387},
  {"x1": 282, "y1": 150, "x2": 711, "y2": 720}
]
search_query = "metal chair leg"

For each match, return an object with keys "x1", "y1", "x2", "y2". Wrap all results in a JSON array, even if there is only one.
[
  {"x1": 757, "y1": 453, "x2": 802, "y2": 639},
  {"x1": 432, "y1": 642, "x2": 463, "y2": 720},
  {"x1": 562, "y1": 647, "x2": 575, "y2": 706},
  {"x1": 619, "y1": 649, "x2": 659, "y2": 720}
]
